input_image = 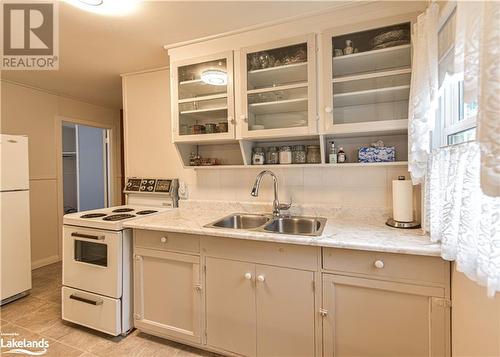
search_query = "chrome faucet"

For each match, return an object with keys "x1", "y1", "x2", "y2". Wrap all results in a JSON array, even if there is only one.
[{"x1": 251, "y1": 170, "x2": 292, "y2": 217}]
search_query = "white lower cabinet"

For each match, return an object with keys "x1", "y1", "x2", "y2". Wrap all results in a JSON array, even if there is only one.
[
  {"x1": 133, "y1": 247, "x2": 202, "y2": 344},
  {"x1": 322, "y1": 274, "x2": 449, "y2": 357},
  {"x1": 205, "y1": 257, "x2": 316, "y2": 357}
]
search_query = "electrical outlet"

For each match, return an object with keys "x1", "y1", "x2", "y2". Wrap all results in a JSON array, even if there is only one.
[{"x1": 178, "y1": 181, "x2": 188, "y2": 199}]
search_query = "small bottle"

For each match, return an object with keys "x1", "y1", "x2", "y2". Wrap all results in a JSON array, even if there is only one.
[
  {"x1": 189, "y1": 152, "x2": 197, "y2": 166},
  {"x1": 337, "y1": 147, "x2": 346, "y2": 163},
  {"x1": 329, "y1": 142, "x2": 337, "y2": 164},
  {"x1": 252, "y1": 147, "x2": 265, "y2": 165}
]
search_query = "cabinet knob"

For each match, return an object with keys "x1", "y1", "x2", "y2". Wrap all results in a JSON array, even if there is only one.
[
  {"x1": 244, "y1": 272, "x2": 252, "y2": 280},
  {"x1": 240, "y1": 114, "x2": 248, "y2": 122},
  {"x1": 257, "y1": 275, "x2": 265, "y2": 282},
  {"x1": 324, "y1": 106, "x2": 333, "y2": 113},
  {"x1": 374, "y1": 260, "x2": 385, "y2": 269},
  {"x1": 160, "y1": 236, "x2": 167, "y2": 243},
  {"x1": 228, "y1": 116, "x2": 235, "y2": 125}
]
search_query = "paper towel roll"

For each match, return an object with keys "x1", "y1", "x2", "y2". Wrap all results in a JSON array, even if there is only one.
[{"x1": 392, "y1": 179, "x2": 414, "y2": 222}]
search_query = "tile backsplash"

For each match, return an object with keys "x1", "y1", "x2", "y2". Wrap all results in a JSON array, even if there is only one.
[{"x1": 182, "y1": 166, "x2": 414, "y2": 211}]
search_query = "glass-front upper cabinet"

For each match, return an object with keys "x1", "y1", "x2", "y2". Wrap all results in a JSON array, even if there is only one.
[
  {"x1": 171, "y1": 51, "x2": 235, "y2": 142},
  {"x1": 239, "y1": 34, "x2": 316, "y2": 138},
  {"x1": 323, "y1": 22, "x2": 412, "y2": 134}
]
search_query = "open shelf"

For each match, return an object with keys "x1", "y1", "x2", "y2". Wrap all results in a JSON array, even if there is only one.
[
  {"x1": 191, "y1": 161, "x2": 408, "y2": 170},
  {"x1": 333, "y1": 85, "x2": 410, "y2": 107},
  {"x1": 333, "y1": 44, "x2": 411, "y2": 77},
  {"x1": 332, "y1": 67, "x2": 411, "y2": 83},
  {"x1": 248, "y1": 62, "x2": 308, "y2": 89},
  {"x1": 178, "y1": 93, "x2": 227, "y2": 104},
  {"x1": 249, "y1": 98, "x2": 307, "y2": 115},
  {"x1": 178, "y1": 79, "x2": 227, "y2": 99},
  {"x1": 179, "y1": 107, "x2": 227, "y2": 121},
  {"x1": 329, "y1": 119, "x2": 408, "y2": 137}
]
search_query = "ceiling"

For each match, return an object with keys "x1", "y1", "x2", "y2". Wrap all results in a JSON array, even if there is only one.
[{"x1": 1, "y1": 1, "x2": 340, "y2": 109}]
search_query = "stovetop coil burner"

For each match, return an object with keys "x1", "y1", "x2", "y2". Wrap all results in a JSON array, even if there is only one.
[
  {"x1": 136, "y1": 210, "x2": 158, "y2": 215},
  {"x1": 112, "y1": 208, "x2": 135, "y2": 213},
  {"x1": 81, "y1": 213, "x2": 107, "y2": 219},
  {"x1": 103, "y1": 213, "x2": 136, "y2": 221}
]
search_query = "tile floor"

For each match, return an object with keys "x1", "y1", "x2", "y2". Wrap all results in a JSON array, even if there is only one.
[{"x1": 1, "y1": 262, "x2": 220, "y2": 357}]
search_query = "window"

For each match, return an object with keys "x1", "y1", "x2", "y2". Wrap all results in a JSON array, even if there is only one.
[{"x1": 433, "y1": 8, "x2": 478, "y2": 148}]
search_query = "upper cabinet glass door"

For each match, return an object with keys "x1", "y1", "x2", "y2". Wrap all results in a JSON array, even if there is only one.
[
  {"x1": 324, "y1": 22, "x2": 412, "y2": 134},
  {"x1": 172, "y1": 52, "x2": 235, "y2": 142},
  {"x1": 240, "y1": 34, "x2": 316, "y2": 138}
]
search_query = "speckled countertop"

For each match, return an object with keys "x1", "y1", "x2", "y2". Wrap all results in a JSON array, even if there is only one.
[{"x1": 123, "y1": 200, "x2": 442, "y2": 257}]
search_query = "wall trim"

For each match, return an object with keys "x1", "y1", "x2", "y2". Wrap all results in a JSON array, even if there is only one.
[{"x1": 32, "y1": 255, "x2": 60, "y2": 270}]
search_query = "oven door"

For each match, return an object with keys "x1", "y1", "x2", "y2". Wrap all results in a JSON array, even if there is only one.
[{"x1": 63, "y1": 225, "x2": 122, "y2": 298}]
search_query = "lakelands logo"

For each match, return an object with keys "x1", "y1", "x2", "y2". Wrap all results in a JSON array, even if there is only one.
[
  {"x1": 1, "y1": 1, "x2": 59, "y2": 70},
  {"x1": 1, "y1": 332, "x2": 49, "y2": 355}
]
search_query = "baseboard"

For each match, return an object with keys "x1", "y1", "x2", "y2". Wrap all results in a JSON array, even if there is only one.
[{"x1": 31, "y1": 255, "x2": 61, "y2": 270}]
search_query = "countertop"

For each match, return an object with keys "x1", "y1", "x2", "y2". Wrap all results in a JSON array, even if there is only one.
[{"x1": 123, "y1": 200, "x2": 442, "y2": 257}]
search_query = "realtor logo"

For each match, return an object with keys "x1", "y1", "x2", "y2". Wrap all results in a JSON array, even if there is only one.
[{"x1": 1, "y1": 1, "x2": 59, "y2": 70}]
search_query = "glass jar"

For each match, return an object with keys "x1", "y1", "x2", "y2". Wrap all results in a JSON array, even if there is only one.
[
  {"x1": 252, "y1": 147, "x2": 265, "y2": 165},
  {"x1": 292, "y1": 145, "x2": 306, "y2": 164},
  {"x1": 205, "y1": 123, "x2": 217, "y2": 134},
  {"x1": 266, "y1": 146, "x2": 279, "y2": 165},
  {"x1": 306, "y1": 145, "x2": 321, "y2": 164},
  {"x1": 279, "y1": 146, "x2": 292, "y2": 164}
]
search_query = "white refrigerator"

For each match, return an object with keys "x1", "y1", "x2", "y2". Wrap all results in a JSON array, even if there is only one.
[{"x1": 0, "y1": 134, "x2": 32, "y2": 304}]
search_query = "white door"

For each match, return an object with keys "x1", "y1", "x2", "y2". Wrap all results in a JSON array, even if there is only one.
[
  {"x1": 1, "y1": 190, "x2": 31, "y2": 301},
  {"x1": 0, "y1": 135, "x2": 29, "y2": 191}
]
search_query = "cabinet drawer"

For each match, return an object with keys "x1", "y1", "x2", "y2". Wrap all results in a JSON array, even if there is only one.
[
  {"x1": 134, "y1": 230, "x2": 200, "y2": 254},
  {"x1": 202, "y1": 236, "x2": 318, "y2": 271},
  {"x1": 62, "y1": 286, "x2": 121, "y2": 336},
  {"x1": 323, "y1": 248, "x2": 449, "y2": 285}
]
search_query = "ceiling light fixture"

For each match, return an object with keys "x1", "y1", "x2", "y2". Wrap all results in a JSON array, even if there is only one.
[
  {"x1": 65, "y1": 0, "x2": 138, "y2": 16},
  {"x1": 201, "y1": 69, "x2": 228, "y2": 86},
  {"x1": 78, "y1": 0, "x2": 103, "y2": 6}
]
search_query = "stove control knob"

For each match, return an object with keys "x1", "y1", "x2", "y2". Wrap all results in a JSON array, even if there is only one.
[
  {"x1": 160, "y1": 237, "x2": 167, "y2": 243},
  {"x1": 147, "y1": 186, "x2": 153, "y2": 191},
  {"x1": 149, "y1": 180, "x2": 155, "y2": 184}
]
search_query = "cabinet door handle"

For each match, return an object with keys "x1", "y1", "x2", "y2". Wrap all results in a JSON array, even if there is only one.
[
  {"x1": 324, "y1": 106, "x2": 333, "y2": 113},
  {"x1": 240, "y1": 114, "x2": 248, "y2": 123},
  {"x1": 374, "y1": 260, "x2": 385, "y2": 269},
  {"x1": 257, "y1": 275, "x2": 265, "y2": 282},
  {"x1": 69, "y1": 294, "x2": 103, "y2": 306},
  {"x1": 71, "y1": 232, "x2": 104, "y2": 240},
  {"x1": 160, "y1": 236, "x2": 167, "y2": 243},
  {"x1": 228, "y1": 116, "x2": 235, "y2": 125},
  {"x1": 244, "y1": 272, "x2": 252, "y2": 280}
]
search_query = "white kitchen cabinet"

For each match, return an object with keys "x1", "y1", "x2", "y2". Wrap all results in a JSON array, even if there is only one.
[
  {"x1": 321, "y1": 16, "x2": 413, "y2": 136},
  {"x1": 171, "y1": 51, "x2": 235, "y2": 143},
  {"x1": 205, "y1": 257, "x2": 316, "y2": 357},
  {"x1": 205, "y1": 257, "x2": 257, "y2": 357},
  {"x1": 238, "y1": 34, "x2": 317, "y2": 139},
  {"x1": 133, "y1": 247, "x2": 202, "y2": 344},
  {"x1": 322, "y1": 274, "x2": 449, "y2": 357}
]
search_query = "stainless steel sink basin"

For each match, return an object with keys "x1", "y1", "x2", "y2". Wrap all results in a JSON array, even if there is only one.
[
  {"x1": 205, "y1": 213, "x2": 327, "y2": 237},
  {"x1": 263, "y1": 216, "x2": 327, "y2": 236},
  {"x1": 207, "y1": 213, "x2": 272, "y2": 230}
]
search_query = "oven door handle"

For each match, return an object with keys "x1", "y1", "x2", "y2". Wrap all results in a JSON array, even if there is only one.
[
  {"x1": 69, "y1": 294, "x2": 104, "y2": 306},
  {"x1": 71, "y1": 232, "x2": 105, "y2": 240}
]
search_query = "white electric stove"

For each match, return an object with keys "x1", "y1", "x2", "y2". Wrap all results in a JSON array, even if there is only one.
[{"x1": 62, "y1": 178, "x2": 179, "y2": 336}]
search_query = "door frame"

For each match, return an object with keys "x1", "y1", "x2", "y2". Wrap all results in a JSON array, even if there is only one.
[{"x1": 55, "y1": 115, "x2": 118, "y2": 261}]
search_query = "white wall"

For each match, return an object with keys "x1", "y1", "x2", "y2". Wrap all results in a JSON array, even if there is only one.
[
  {"x1": 1, "y1": 80, "x2": 122, "y2": 268},
  {"x1": 122, "y1": 69, "x2": 414, "y2": 212}
]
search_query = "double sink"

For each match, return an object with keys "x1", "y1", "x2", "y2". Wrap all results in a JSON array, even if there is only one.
[{"x1": 205, "y1": 213, "x2": 327, "y2": 237}]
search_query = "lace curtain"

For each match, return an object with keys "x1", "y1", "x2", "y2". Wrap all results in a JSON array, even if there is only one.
[
  {"x1": 407, "y1": 3, "x2": 439, "y2": 185},
  {"x1": 454, "y1": 1, "x2": 500, "y2": 197},
  {"x1": 425, "y1": 142, "x2": 500, "y2": 297}
]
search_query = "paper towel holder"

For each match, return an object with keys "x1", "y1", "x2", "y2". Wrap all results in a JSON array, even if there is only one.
[{"x1": 386, "y1": 176, "x2": 421, "y2": 229}]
